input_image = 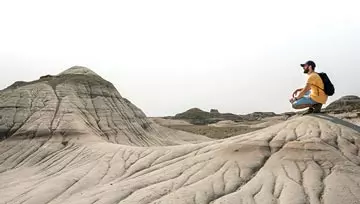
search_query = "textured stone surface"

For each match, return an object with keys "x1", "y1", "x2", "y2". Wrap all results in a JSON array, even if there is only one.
[
  {"x1": 1, "y1": 114, "x2": 360, "y2": 204},
  {"x1": 58, "y1": 66, "x2": 100, "y2": 76},
  {"x1": 173, "y1": 108, "x2": 242, "y2": 125},
  {"x1": 1, "y1": 67, "x2": 360, "y2": 204},
  {"x1": 326, "y1": 95, "x2": 360, "y2": 113},
  {"x1": 0, "y1": 67, "x2": 210, "y2": 145},
  {"x1": 241, "y1": 112, "x2": 278, "y2": 121}
]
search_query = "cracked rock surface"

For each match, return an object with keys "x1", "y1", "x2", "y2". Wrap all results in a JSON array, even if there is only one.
[
  {"x1": 0, "y1": 67, "x2": 210, "y2": 146},
  {"x1": 1, "y1": 67, "x2": 360, "y2": 204}
]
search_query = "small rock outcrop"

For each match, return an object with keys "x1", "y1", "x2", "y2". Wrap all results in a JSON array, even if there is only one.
[
  {"x1": 241, "y1": 112, "x2": 278, "y2": 121},
  {"x1": 326, "y1": 95, "x2": 360, "y2": 113},
  {"x1": 174, "y1": 108, "x2": 242, "y2": 125},
  {"x1": 210, "y1": 109, "x2": 220, "y2": 115},
  {"x1": 173, "y1": 109, "x2": 279, "y2": 124}
]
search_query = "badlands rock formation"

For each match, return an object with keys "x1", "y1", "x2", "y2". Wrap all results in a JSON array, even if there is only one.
[
  {"x1": 1, "y1": 67, "x2": 360, "y2": 204},
  {"x1": 326, "y1": 95, "x2": 360, "y2": 113},
  {"x1": 0, "y1": 66, "x2": 210, "y2": 146},
  {"x1": 173, "y1": 108, "x2": 242, "y2": 125},
  {"x1": 172, "y1": 108, "x2": 279, "y2": 126}
]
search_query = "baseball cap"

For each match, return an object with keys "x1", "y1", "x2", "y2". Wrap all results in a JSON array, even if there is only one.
[{"x1": 300, "y1": 60, "x2": 316, "y2": 68}]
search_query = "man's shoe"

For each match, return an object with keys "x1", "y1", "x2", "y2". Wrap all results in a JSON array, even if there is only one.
[
  {"x1": 302, "y1": 107, "x2": 314, "y2": 115},
  {"x1": 312, "y1": 103, "x2": 323, "y2": 113}
]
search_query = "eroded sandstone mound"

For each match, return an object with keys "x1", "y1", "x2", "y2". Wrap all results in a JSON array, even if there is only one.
[{"x1": 0, "y1": 67, "x2": 210, "y2": 145}]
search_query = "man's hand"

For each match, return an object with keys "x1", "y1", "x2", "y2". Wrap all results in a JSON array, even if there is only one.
[
  {"x1": 297, "y1": 83, "x2": 312, "y2": 99},
  {"x1": 292, "y1": 88, "x2": 302, "y2": 97},
  {"x1": 289, "y1": 97, "x2": 297, "y2": 103}
]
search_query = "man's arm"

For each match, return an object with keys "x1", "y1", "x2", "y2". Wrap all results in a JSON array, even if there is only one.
[
  {"x1": 292, "y1": 88, "x2": 303, "y2": 97},
  {"x1": 295, "y1": 83, "x2": 311, "y2": 99}
]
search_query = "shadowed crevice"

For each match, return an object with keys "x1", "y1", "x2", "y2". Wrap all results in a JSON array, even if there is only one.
[{"x1": 311, "y1": 114, "x2": 360, "y2": 133}]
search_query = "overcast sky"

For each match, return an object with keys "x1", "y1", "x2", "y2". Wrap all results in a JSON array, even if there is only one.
[{"x1": 1, "y1": 0, "x2": 359, "y2": 116}]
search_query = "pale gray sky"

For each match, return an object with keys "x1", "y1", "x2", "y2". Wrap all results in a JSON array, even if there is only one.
[{"x1": 1, "y1": 0, "x2": 359, "y2": 116}]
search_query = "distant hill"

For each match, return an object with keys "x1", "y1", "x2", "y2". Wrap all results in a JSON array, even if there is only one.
[
  {"x1": 241, "y1": 112, "x2": 278, "y2": 121},
  {"x1": 172, "y1": 108, "x2": 278, "y2": 125},
  {"x1": 173, "y1": 108, "x2": 240, "y2": 125}
]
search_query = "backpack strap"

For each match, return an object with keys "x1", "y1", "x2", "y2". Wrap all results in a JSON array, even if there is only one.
[
  {"x1": 312, "y1": 72, "x2": 325, "y2": 95},
  {"x1": 308, "y1": 83, "x2": 323, "y2": 96}
]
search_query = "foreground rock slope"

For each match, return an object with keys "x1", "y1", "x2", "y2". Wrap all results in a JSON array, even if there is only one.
[{"x1": 1, "y1": 67, "x2": 360, "y2": 204}]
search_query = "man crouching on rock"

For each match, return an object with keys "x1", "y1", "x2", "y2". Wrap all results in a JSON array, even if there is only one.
[{"x1": 290, "y1": 60, "x2": 328, "y2": 114}]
